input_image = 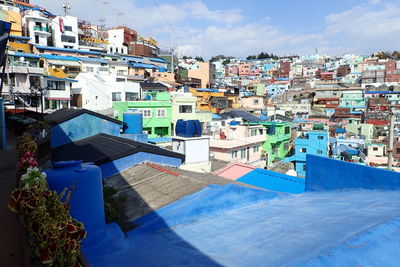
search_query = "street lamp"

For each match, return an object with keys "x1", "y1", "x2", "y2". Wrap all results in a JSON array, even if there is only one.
[{"x1": 30, "y1": 85, "x2": 47, "y2": 114}]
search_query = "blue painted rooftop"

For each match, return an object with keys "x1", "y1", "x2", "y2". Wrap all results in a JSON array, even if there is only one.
[
  {"x1": 9, "y1": 35, "x2": 31, "y2": 40},
  {"x1": 44, "y1": 76, "x2": 78, "y2": 82},
  {"x1": 35, "y1": 45, "x2": 102, "y2": 55},
  {"x1": 41, "y1": 54, "x2": 80, "y2": 61},
  {"x1": 365, "y1": 91, "x2": 400, "y2": 94},
  {"x1": 83, "y1": 183, "x2": 400, "y2": 266},
  {"x1": 145, "y1": 57, "x2": 167, "y2": 63},
  {"x1": 76, "y1": 57, "x2": 108, "y2": 64},
  {"x1": 128, "y1": 62, "x2": 158, "y2": 69},
  {"x1": 12, "y1": 52, "x2": 41, "y2": 58},
  {"x1": 237, "y1": 168, "x2": 305, "y2": 194},
  {"x1": 335, "y1": 128, "x2": 346, "y2": 133},
  {"x1": 148, "y1": 137, "x2": 172, "y2": 144}
]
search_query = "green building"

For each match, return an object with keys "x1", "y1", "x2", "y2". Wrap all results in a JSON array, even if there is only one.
[
  {"x1": 256, "y1": 121, "x2": 292, "y2": 166},
  {"x1": 113, "y1": 93, "x2": 172, "y2": 138},
  {"x1": 345, "y1": 123, "x2": 374, "y2": 142}
]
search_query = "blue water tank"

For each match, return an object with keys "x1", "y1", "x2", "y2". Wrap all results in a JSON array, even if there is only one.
[
  {"x1": 175, "y1": 119, "x2": 202, "y2": 137},
  {"x1": 45, "y1": 160, "x2": 106, "y2": 247},
  {"x1": 123, "y1": 109, "x2": 143, "y2": 134}
]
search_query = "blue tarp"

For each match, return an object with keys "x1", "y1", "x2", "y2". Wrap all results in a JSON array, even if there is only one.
[
  {"x1": 237, "y1": 168, "x2": 305, "y2": 194},
  {"x1": 83, "y1": 184, "x2": 400, "y2": 266}
]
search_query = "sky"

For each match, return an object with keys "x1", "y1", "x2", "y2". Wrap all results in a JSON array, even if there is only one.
[{"x1": 32, "y1": 0, "x2": 400, "y2": 59}]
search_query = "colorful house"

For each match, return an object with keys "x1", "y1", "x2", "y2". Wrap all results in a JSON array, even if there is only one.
[
  {"x1": 284, "y1": 131, "x2": 329, "y2": 177},
  {"x1": 257, "y1": 121, "x2": 292, "y2": 166},
  {"x1": 113, "y1": 93, "x2": 172, "y2": 138}
]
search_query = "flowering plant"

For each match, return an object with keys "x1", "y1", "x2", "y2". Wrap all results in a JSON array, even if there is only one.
[
  {"x1": 17, "y1": 152, "x2": 38, "y2": 174},
  {"x1": 8, "y1": 185, "x2": 86, "y2": 266},
  {"x1": 20, "y1": 167, "x2": 47, "y2": 189}
]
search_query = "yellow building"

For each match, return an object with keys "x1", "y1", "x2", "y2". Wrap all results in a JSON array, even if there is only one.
[
  {"x1": 190, "y1": 88, "x2": 227, "y2": 113},
  {"x1": 0, "y1": 6, "x2": 23, "y2": 36}
]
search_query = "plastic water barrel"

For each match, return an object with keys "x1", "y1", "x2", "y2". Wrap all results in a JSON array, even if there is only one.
[
  {"x1": 123, "y1": 109, "x2": 143, "y2": 134},
  {"x1": 175, "y1": 119, "x2": 202, "y2": 137},
  {"x1": 45, "y1": 160, "x2": 106, "y2": 247}
]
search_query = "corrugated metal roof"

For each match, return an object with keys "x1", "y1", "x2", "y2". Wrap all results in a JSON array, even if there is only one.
[
  {"x1": 76, "y1": 57, "x2": 108, "y2": 64},
  {"x1": 35, "y1": 45, "x2": 101, "y2": 55},
  {"x1": 145, "y1": 57, "x2": 167, "y2": 63},
  {"x1": 128, "y1": 62, "x2": 157, "y2": 69},
  {"x1": 11, "y1": 52, "x2": 41, "y2": 58},
  {"x1": 41, "y1": 54, "x2": 80, "y2": 61},
  {"x1": 237, "y1": 168, "x2": 305, "y2": 194}
]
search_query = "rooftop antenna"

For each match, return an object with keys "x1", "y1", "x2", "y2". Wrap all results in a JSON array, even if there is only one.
[
  {"x1": 62, "y1": 1, "x2": 71, "y2": 16},
  {"x1": 98, "y1": 1, "x2": 110, "y2": 28},
  {"x1": 315, "y1": 48, "x2": 318, "y2": 55}
]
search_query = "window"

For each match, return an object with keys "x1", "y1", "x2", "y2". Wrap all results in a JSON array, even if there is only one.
[
  {"x1": 86, "y1": 66, "x2": 94, "y2": 72},
  {"x1": 29, "y1": 76, "x2": 41, "y2": 87},
  {"x1": 284, "y1": 142, "x2": 289, "y2": 150},
  {"x1": 373, "y1": 147, "x2": 378, "y2": 151},
  {"x1": 64, "y1": 26, "x2": 72, "y2": 32},
  {"x1": 303, "y1": 164, "x2": 307, "y2": 171},
  {"x1": 179, "y1": 105, "x2": 193, "y2": 113},
  {"x1": 139, "y1": 109, "x2": 152, "y2": 118},
  {"x1": 397, "y1": 148, "x2": 400, "y2": 154},
  {"x1": 240, "y1": 149, "x2": 246, "y2": 159},
  {"x1": 300, "y1": 148, "x2": 307, "y2": 153},
  {"x1": 34, "y1": 35, "x2": 39, "y2": 44},
  {"x1": 253, "y1": 145, "x2": 260, "y2": 153},
  {"x1": 47, "y1": 80, "x2": 65, "y2": 90},
  {"x1": 221, "y1": 121, "x2": 226, "y2": 127},
  {"x1": 157, "y1": 108, "x2": 166, "y2": 118},
  {"x1": 125, "y1": 92, "x2": 138, "y2": 101},
  {"x1": 317, "y1": 150, "x2": 323, "y2": 154},
  {"x1": 116, "y1": 78, "x2": 125, "y2": 82},
  {"x1": 112, "y1": 92, "x2": 121, "y2": 101},
  {"x1": 250, "y1": 129, "x2": 257, "y2": 136},
  {"x1": 253, "y1": 99, "x2": 259, "y2": 105},
  {"x1": 61, "y1": 35, "x2": 76, "y2": 43},
  {"x1": 284, "y1": 126, "x2": 290, "y2": 134},
  {"x1": 117, "y1": 70, "x2": 125, "y2": 75},
  {"x1": 231, "y1": 150, "x2": 238, "y2": 158},
  {"x1": 317, "y1": 136, "x2": 324, "y2": 140}
]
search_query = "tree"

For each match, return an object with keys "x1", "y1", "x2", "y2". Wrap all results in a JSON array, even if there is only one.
[
  {"x1": 246, "y1": 55, "x2": 256, "y2": 60},
  {"x1": 222, "y1": 59, "x2": 231, "y2": 65},
  {"x1": 195, "y1": 56, "x2": 204, "y2": 62}
]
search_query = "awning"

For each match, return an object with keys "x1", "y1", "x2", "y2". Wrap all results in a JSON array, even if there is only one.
[
  {"x1": 46, "y1": 97, "x2": 71, "y2": 100},
  {"x1": 46, "y1": 59, "x2": 81, "y2": 67}
]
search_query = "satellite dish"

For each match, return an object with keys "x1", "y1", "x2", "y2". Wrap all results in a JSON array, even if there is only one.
[
  {"x1": 61, "y1": 66, "x2": 66, "y2": 70},
  {"x1": 52, "y1": 65, "x2": 56, "y2": 69}
]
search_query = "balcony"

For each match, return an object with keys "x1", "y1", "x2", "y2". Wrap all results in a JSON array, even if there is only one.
[{"x1": 33, "y1": 26, "x2": 51, "y2": 34}]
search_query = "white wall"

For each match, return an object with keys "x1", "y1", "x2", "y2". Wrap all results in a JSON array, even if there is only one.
[{"x1": 51, "y1": 15, "x2": 79, "y2": 49}]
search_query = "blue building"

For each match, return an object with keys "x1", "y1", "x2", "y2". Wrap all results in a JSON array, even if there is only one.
[{"x1": 284, "y1": 131, "x2": 329, "y2": 177}]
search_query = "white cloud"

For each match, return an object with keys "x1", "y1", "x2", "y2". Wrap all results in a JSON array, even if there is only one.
[
  {"x1": 31, "y1": 0, "x2": 400, "y2": 58},
  {"x1": 183, "y1": 0, "x2": 243, "y2": 24}
]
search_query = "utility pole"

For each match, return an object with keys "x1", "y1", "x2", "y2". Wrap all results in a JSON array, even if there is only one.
[
  {"x1": 171, "y1": 36, "x2": 174, "y2": 73},
  {"x1": 387, "y1": 112, "x2": 395, "y2": 171}
]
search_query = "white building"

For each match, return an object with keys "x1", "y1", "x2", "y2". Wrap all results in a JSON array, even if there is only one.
[
  {"x1": 51, "y1": 15, "x2": 79, "y2": 49},
  {"x1": 71, "y1": 72, "x2": 140, "y2": 113},
  {"x1": 43, "y1": 76, "x2": 75, "y2": 111},
  {"x1": 106, "y1": 28, "x2": 128, "y2": 54},
  {"x1": 22, "y1": 9, "x2": 51, "y2": 46}
]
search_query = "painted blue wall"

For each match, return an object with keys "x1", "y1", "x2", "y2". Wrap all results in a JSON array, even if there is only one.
[
  {"x1": 100, "y1": 151, "x2": 182, "y2": 178},
  {"x1": 51, "y1": 113, "x2": 122, "y2": 148},
  {"x1": 305, "y1": 154, "x2": 400, "y2": 192},
  {"x1": 285, "y1": 131, "x2": 329, "y2": 177}
]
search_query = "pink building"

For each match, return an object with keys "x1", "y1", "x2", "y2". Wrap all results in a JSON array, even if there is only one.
[
  {"x1": 239, "y1": 95, "x2": 265, "y2": 113},
  {"x1": 213, "y1": 162, "x2": 257, "y2": 180},
  {"x1": 210, "y1": 124, "x2": 266, "y2": 167},
  {"x1": 239, "y1": 63, "x2": 250, "y2": 76}
]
